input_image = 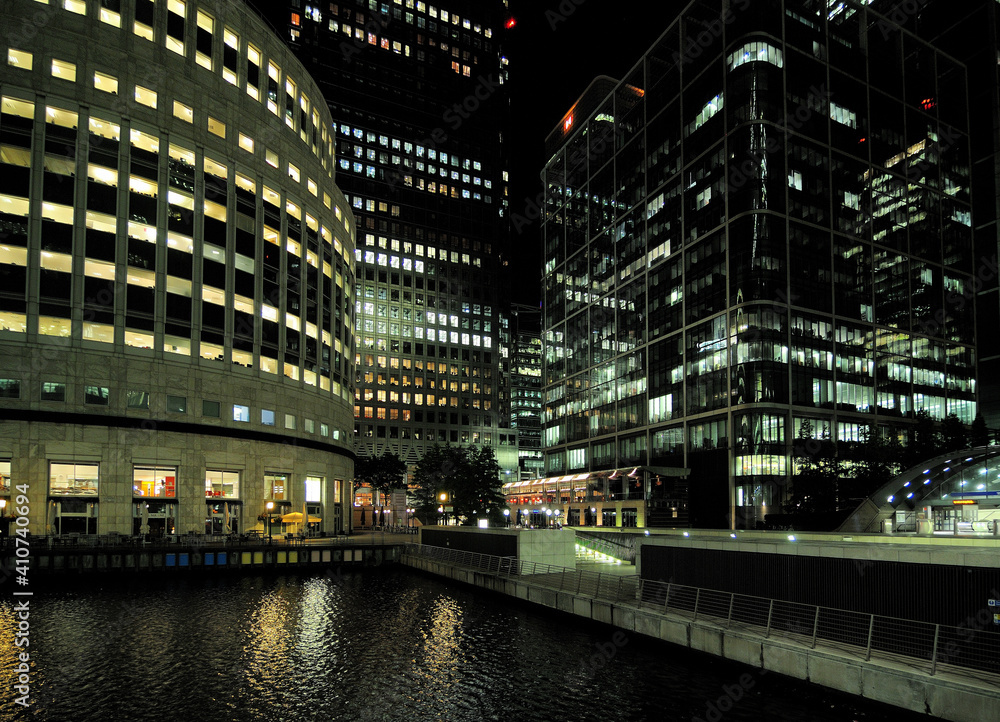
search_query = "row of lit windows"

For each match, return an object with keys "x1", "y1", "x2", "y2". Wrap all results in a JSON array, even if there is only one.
[
  {"x1": 354, "y1": 393, "x2": 494, "y2": 412},
  {"x1": 310, "y1": 1, "x2": 493, "y2": 37},
  {"x1": 16, "y1": 461, "x2": 331, "y2": 503},
  {"x1": 4, "y1": 46, "x2": 337, "y2": 213},
  {"x1": 20, "y1": 0, "x2": 336, "y2": 174},
  {"x1": 0, "y1": 378, "x2": 351, "y2": 440},
  {"x1": 355, "y1": 322, "x2": 492, "y2": 349}
]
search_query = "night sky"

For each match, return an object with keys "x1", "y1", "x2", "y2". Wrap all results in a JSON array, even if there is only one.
[{"x1": 503, "y1": 1, "x2": 682, "y2": 306}]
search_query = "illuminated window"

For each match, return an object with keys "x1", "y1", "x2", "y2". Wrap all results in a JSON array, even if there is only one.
[
  {"x1": 51, "y1": 58, "x2": 76, "y2": 82},
  {"x1": 133, "y1": 466, "x2": 177, "y2": 498},
  {"x1": 166, "y1": 0, "x2": 186, "y2": 55},
  {"x1": 238, "y1": 133, "x2": 254, "y2": 153},
  {"x1": 172, "y1": 100, "x2": 193, "y2": 123},
  {"x1": 134, "y1": 85, "x2": 157, "y2": 109},
  {"x1": 0, "y1": 379, "x2": 20, "y2": 399},
  {"x1": 205, "y1": 470, "x2": 239, "y2": 498},
  {"x1": 63, "y1": 0, "x2": 87, "y2": 15},
  {"x1": 196, "y1": 10, "x2": 214, "y2": 70},
  {"x1": 223, "y1": 27, "x2": 239, "y2": 84},
  {"x1": 100, "y1": 1, "x2": 121, "y2": 26},
  {"x1": 7, "y1": 48, "x2": 32, "y2": 70},
  {"x1": 247, "y1": 44, "x2": 261, "y2": 100},
  {"x1": 93, "y1": 71, "x2": 118, "y2": 94},
  {"x1": 233, "y1": 404, "x2": 250, "y2": 422},
  {"x1": 208, "y1": 116, "x2": 226, "y2": 138},
  {"x1": 266, "y1": 472, "x2": 287, "y2": 500},
  {"x1": 50, "y1": 462, "x2": 99, "y2": 496}
]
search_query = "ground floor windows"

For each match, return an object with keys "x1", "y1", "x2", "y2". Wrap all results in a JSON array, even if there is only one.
[
  {"x1": 52, "y1": 499, "x2": 98, "y2": 534},
  {"x1": 205, "y1": 469, "x2": 239, "y2": 498},
  {"x1": 50, "y1": 462, "x2": 99, "y2": 496},
  {"x1": 266, "y1": 472, "x2": 288, "y2": 500},
  {"x1": 134, "y1": 500, "x2": 177, "y2": 536},
  {"x1": 133, "y1": 465, "x2": 177, "y2": 498},
  {"x1": 206, "y1": 501, "x2": 241, "y2": 535}
]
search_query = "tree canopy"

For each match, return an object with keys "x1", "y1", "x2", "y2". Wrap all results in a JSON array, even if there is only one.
[
  {"x1": 354, "y1": 451, "x2": 407, "y2": 506},
  {"x1": 411, "y1": 444, "x2": 505, "y2": 525}
]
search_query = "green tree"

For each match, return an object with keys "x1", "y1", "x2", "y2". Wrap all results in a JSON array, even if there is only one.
[
  {"x1": 940, "y1": 413, "x2": 968, "y2": 452},
  {"x1": 907, "y1": 410, "x2": 940, "y2": 467},
  {"x1": 412, "y1": 444, "x2": 505, "y2": 525},
  {"x1": 354, "y1": 452, "x2": 407, "y2": 522},
  {"x1": 411, "y1": 444, "x2": 461, "y2": 522},
  {"x1": 784, "y1": 420, "x2": 841, "y2": 515},
  {"x1": 848, "y1": 424, "x2": 903, "y2": 506},
  {"x1": 971, "y1": 413, "x2": 990, "y2": 448}
]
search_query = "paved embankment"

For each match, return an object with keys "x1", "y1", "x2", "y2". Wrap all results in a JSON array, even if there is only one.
[{"x1": 402, "y1": 549, "x2": 1000, "y2": 722}]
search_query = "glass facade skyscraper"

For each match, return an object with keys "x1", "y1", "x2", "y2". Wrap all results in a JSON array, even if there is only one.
[
  {"x1": 263, "y1": 1, "x2": 511, "y2": 465},
  {"x1": 541, "y1": 0, "x2": 976, "y2": 528}
]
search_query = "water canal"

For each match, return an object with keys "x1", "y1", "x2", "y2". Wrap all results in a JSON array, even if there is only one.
[{"x1": 0, "y1": 569, "x2": 929, "y2": 721}]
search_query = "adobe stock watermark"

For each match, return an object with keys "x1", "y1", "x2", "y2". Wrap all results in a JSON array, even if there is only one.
[
  {"x1": 511, "y1": 120, "x2": 615, "y2": 235},
  {"x1": 545, "y1": 0, "x2": 589, "y2": 31},
  {"x1": 339, "y1": 8, "x2": 391, "y2": 64},
  {"x1": 563, "y1": 630, "x2": 629, "y2": 688},
  {"x1": 672, "y1": 0, "x2": 751, "y2": 68},
  {"x1": 913, "y1": 254, "x2": 998, "y2": 338},
  {"x1": 728, "y1": 84, "x2": 834, "y2": 191},
  {"x1": 386, "y1": 73, "x2": 503, "y2": 191},
  {"x1": 874, "y1": 0, "x2": 929, "y2": 39},
  {"x1": 692, "y1": 669, "x2": 768, "y2": 722}
]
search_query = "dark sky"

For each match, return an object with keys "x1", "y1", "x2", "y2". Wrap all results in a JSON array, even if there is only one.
[{"x1": 503, "y1": 1, "x2": 678, "y2": 306}]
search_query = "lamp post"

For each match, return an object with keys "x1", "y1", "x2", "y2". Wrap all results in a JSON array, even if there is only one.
[
  {"x1": 265, "y1": 501, "x2": 273, "y2": 542},
  {"x1": 0, "y1": 499, "x2": 6, "y2": 548},
  {"x1": 406, "y1": 507, "x2": 414, "y2": 529},
  {"x1": 503, "y1": 508, "x2": 510, "y2": 528}
]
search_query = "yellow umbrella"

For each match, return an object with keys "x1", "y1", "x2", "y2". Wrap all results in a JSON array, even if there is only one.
[{"x1": 280, "y1": 511, "x2": 322, "y2": 523}]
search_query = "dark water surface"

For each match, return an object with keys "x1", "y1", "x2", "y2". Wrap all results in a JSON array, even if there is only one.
[{"x1": 0, "y1": 569, "x2": 929, "y2": 721}]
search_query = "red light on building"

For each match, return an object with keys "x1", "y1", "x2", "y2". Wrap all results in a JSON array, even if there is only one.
[
  {"x1": 564, "y1": 114, "x2": 573, "y2": 132},
  {"x1": 505, "y1": 17, "x2": 516, "y2": 29},
  {"x1": 921, "y1": 97, "x2": 937, "y2": 110},
  {"x1": 291, "y1": 12, "x2": 301, "y2": 26}
]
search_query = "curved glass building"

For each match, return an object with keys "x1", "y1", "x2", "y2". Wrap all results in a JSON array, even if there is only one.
[
  {"x1": 840, "y1": 446, "x2": 1000, "y2": 534},
  {"x1": 0, "y1": 0, "x2": 356, "y2": 537}
]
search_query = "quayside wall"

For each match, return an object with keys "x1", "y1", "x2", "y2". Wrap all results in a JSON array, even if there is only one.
[{"x1": 401, "y1": 545, "x2": 1000, "y2": 722}]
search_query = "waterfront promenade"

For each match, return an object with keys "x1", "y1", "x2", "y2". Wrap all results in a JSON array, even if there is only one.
[{"x1": 401, "y1": 539, "x2": 1000, "y2": 722}]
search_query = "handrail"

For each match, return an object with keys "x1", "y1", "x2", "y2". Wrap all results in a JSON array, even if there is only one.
[{"x1": 402, "y1": 543, "x2": 1000, "y2": 681}]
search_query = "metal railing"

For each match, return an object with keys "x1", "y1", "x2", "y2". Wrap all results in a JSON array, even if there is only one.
[{"x1": 403, "y1": 543, "x2": 1000, "y2": 681}]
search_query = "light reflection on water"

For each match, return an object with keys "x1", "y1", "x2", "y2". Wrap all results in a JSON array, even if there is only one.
[{"x1": 0, "y1": 570, "x2": 927, "y2": 722}]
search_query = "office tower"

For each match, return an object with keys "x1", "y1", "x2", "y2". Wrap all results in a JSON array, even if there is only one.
[
  {"x1": 0, "y1": 0, "x2": 356, "y2": 536},
  {"x1": 262, "y1": 1, "x2": 511, "y2": 465},
  {"x1": 900, "y1": 1, "x2": 1000, "y2": 430},
  {"x1": 499, "y1": 303, "x2": 543, "y2": 479},
  {"x1": 539, "y1": 0, "x2": 975, "y2": 528}
]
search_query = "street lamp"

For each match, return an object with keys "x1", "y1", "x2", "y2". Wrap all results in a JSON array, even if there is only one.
[
  {"x1": 406, "y1": 507, "x2": 414, "y2": 529},
  {"x1": 265, "y1": 501, "x2": 273, "y2": 542},
  {"x1": 503, "y1": 508, "x2": 510, "y2": 528}
]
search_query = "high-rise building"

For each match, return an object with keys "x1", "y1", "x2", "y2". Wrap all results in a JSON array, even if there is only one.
[
  {"x1": 0, "y1": 0, "x2": 356, "y2": 536},
  {"x1": 539, "y1": 0, "x2": 976, "y2": 528},
  {"x1": 499, "y1": 303, "x2": 543, "y2": 479},
  {"x1": 261, "y1": 1, "x2": 511, "y2": 465},
  {"x1": 902, "y1": 1, "x2": 1000, "y2": 430}
]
